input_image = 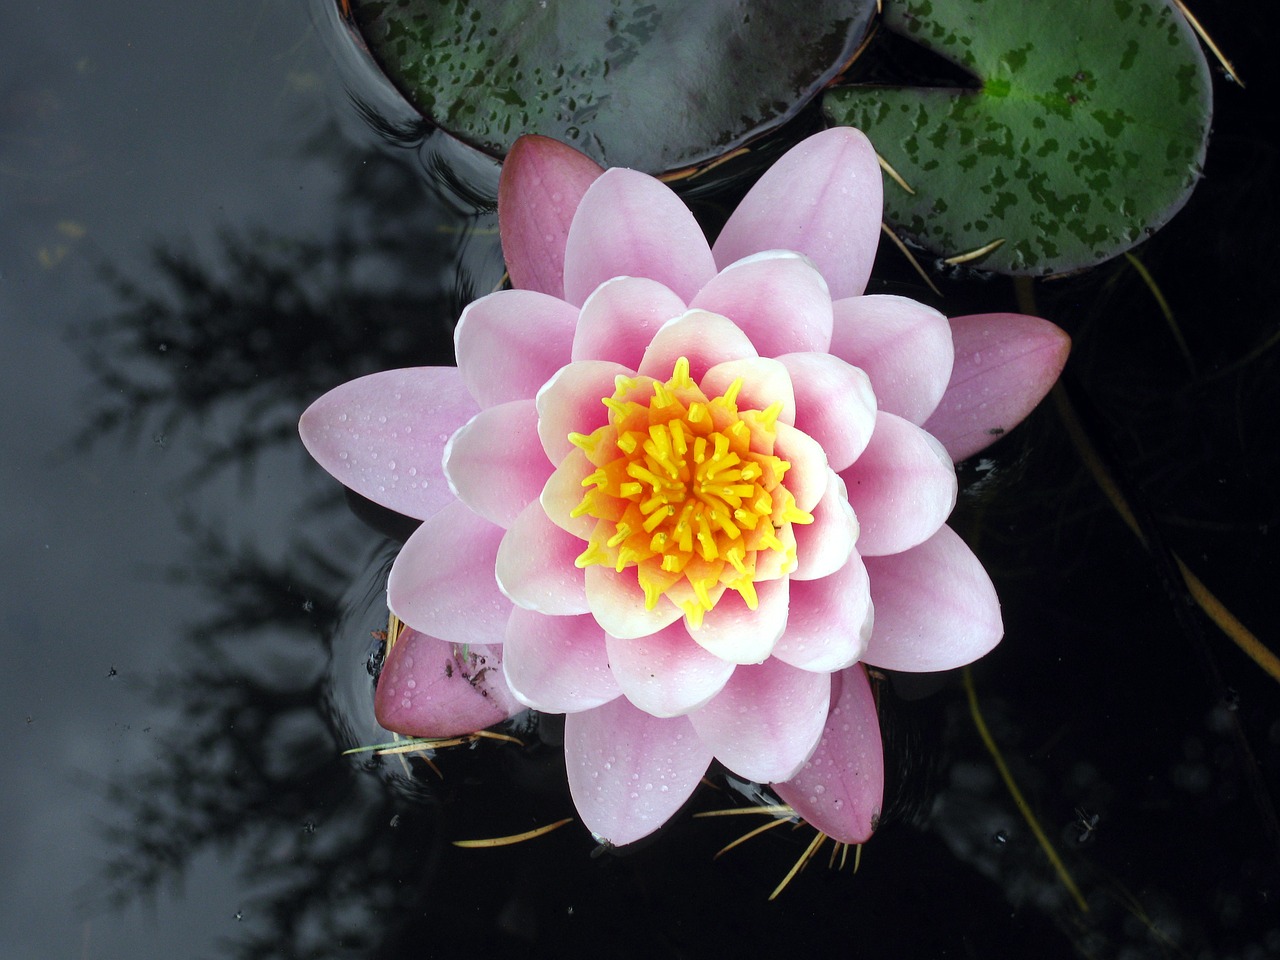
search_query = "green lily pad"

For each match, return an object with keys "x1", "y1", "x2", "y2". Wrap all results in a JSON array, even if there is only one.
[
  {"x1": 824, "y1": 0, "x2": 1213, "y2": 275},
  {"x1": 352, "y1": 0, "x2": 874, "y2": 173}
]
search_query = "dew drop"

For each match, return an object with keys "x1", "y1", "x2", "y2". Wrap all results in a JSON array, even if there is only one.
[
  {"x1": 814, "y1": 785, "x2": 826, "y2": 796},
  {"x1": 338, "y1": 413, "x2": 348, "y2": 422}
]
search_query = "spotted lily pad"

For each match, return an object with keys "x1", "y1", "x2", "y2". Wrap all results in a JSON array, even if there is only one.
[
  {"x1": 825, "y1": 0, "x2": 1213, "y2": 275},
  {"x1": 352, "y1": 0, "x2": 874, "y2": 172}
]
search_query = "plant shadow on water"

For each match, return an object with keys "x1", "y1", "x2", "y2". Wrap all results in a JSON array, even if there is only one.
[{"x1": 69, "y1": 8, "x2": 1280, "y2": 960}]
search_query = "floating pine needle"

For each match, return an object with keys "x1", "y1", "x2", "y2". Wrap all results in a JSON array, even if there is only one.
[
  {"x1": 385, "y1": 611, "x2": 405, "y2": 651},
  {"x1": 1051, "y1": 384, "x2": 1280, "y2": 685},
  {"x1": 694, "y1": 803, "x2": 795, "y2": 818},
  {"x1": 876, "y1": 153, "x2": 915, "y2": 195},
  {"x1": 945, "y1": 237, "x2": 1006, "y2": 265},
  {"x1": 661, "y1": 147, "x2": 752, "y2": 183},
  {"x1": 1123, "y1": 252, "x2": 1194, "y2": 373},
  {"x1": 341, "y1": 735, "x2": 469, "y2": 756},
  {"x1": 452, "y1": 818, "x2": 574, "y2": 848},
  {"x1": 769, "y1": 831, "x2": 828, "y2": 901},
  {"x1": 964, "y1": 665, "x2": 1089, "y2": 913},
  {"x1": 880, "y1": 222, "x2": 942, "y2": 297},
  {"x1": 1171, "y1": 0, "x2": 1244, "y2": 86},
  {"x1": 714, "y1": 815, "x2": 792, "y2": 859}
]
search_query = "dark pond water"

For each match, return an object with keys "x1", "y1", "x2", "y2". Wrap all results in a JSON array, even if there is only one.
[{"x1": 2, "y1": 2, "x2": 1277, "y2": 958}]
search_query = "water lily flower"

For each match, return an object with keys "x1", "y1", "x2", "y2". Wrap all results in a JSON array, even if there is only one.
[{"x1": 301, "y1": 127, "x2": 1069, "y2": 847}]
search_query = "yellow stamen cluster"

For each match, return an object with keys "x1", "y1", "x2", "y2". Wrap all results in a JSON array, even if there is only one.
[{"x1": 569, "y1": 357, "x2": 813, "y2": 627}]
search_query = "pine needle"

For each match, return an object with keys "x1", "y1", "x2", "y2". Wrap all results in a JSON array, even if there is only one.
[
  {"x1": 452, "y1": 818, "x2": 574, "y2": 848},
  {"x1": 964, "y1": 666, "x2": 1089, "y2": 913}
]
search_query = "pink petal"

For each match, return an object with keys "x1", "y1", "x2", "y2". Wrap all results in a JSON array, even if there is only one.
[
  {"x1": 687, "y1": 577, "x2": 789, "y2": 664},
  {"x1": 773, "y1": 421, "x2": 829, "y2": 513},
  {"x1": 754, "y1": 519, "x2": 798, "y2": 583},
  {"x1": 495, "y1": 500, "x2": 589, "y2": 615},
  {"x1": 540, "y1": 447, "x2": 597, "y2": 538},
  {"x1": 689, "y1": 252, "x2": 834, "y2": 356},
  {"x1": 387, "y1": 499, "x2": 512, "y2": 646},
  {"x1": 605, "y1": 622, "x2": 736, "y2": 718},
  {"x1": 572, "y1": 277, "x2": 688, "y2": 368},
  {"x1": 636, "y1": 309, "x2": 758, "y2": 382},
  {"x1": 773, "y1": 665, "x2": 883, "y2": 844},
  {"x1": 375, "y1": 629, "x2": 522, "y2": 738},
  {"x1": 585, "y1": 565, "x2": 683, "y2": 639},
  {"x1": 443, "y1": 399, "x2": 550, "y2": 528},
  {"x1": 773, "y1": 552, "x2": 872, "y2": 672},
  {"x1": 690, "y1": 657, "x2": 830, "y2": 783},
  {"x1": 776, "y1": 351, "x2": 877, "y2": 471},
  {"x1": 565, "y1": 697, "x2": 712, "y2": 846},
  {"x1": 502, "y1": 608, "x2": 619, "y2": 712},
  {"x1": 712, "y1": 127, "x2": 882, "y2": 300},
  {"x1": 839, "y1": 412, "x2": 957, "y2": 557},
  {"x1": 700, "y1": 356, "x2": 796, "y2": 426},
  {"x1": 791, "y1": 469, "x2": 859, "y2": 581},
  {"x1": 563, "y1": 168, "x2": 717, "y2": 306},
  {"x1": 828, "y1": 295, "x2": 954, "y2": 426},
  {"x1": 454, "y1": 290, "x2": 580, "y2": 407},
  {"x1": 923, "y1": 313, "x2": 1071, "y2": 461},
  {"x1": 299, "y1": 367, "x2": 478, "y2": 521},
  {"x1": 862, "y1": 524, "x2": 1003, "y2": 672},
  {"x1": 536, "y1": 359, "x2": 633, "y2": 463},
  {"x1": 498, "y1": 134, "x2": 604, "y2": 298}
]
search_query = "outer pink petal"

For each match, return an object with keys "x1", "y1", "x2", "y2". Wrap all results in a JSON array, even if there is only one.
[
  {"x1": 636, "y1": 310, "x2": 758, "y2": 382},
  {"x1": 686, "y1": 577, "x2": 789, "y2": 664},
  {"x1": 773, "y1": 551, "x2": 872, "y2": 672},
  {"x1": 573, "y1": 277, "x2": 688, "y2": 367},
  {"x1": 839, "y1": 412, "x2": 957, "y2": 557},
  {"x1": 712, "y1": 127, "x2": 882, "y2": 300},
  {"x1": 387, "y1": 499, "x2": 512, "y2": 646},
  {"x1": 563, "y1": 168, "x2": 717, "y2": 306},
  {"x1": 923, "y1": 313, "x2": 1071, "y2": 461},
  {"x1": 791, "y1": 469, "x2": 858, "y2": 581},
  {"x1": 498, "y1": 134, "x2": 604, "y2": 298},
  {"x1": 585, "y1": 565, "x2": 683, "y2": 639},
  {"x1": 773, "y1": 665, "x2": 883, "y2": 844},
  {"x1": 443, "y1": 399, "x2": 550, "y2": 528},
  {"x1": 862, "y1": 524, "x2": 1002, "y2": 672},
  {"x1": 375, "y1": 630, "x2": 521, "y2": 738},
  {"x1": 689, "y1": 252, "x2": 834, "y2": 356},
  {"x1": 566, "y1": 697, "x2": 712, "y2": 846},
  {"x1": 690, "y1": 657, "x2": 830, "y2": 783},
  {"x1": 502, "y1": 607, "x2": 619, "y2": 712},
  {"x1": 536, "y1": 359, "x2": 633, "y2": 463},
  {"x1": 606, "y1": 622, "x2": 736, "y2": 718},
  {"x1": 454, "y1": 290, "x2": 580, "y2": 407},
  {"x1": 700, "y1": 356, "x2": 795, "y2": 426},
  {"x1": 495, "y1": 500, "x2": 589, "y2": 615},
  {"x1": 299, "y1": 367, "x2": 478, "y2": 521},
  {"x1": 829, "y1": 295, "x2": 954, "y2": 426},
  {"x1": 776, "y1": 352, "x2": 877, "y2": 472}
]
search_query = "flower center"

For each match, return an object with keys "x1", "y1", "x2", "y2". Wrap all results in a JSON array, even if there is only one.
[{"x1": 567, "y1": 357, "x2": 813, "y2": 628}]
